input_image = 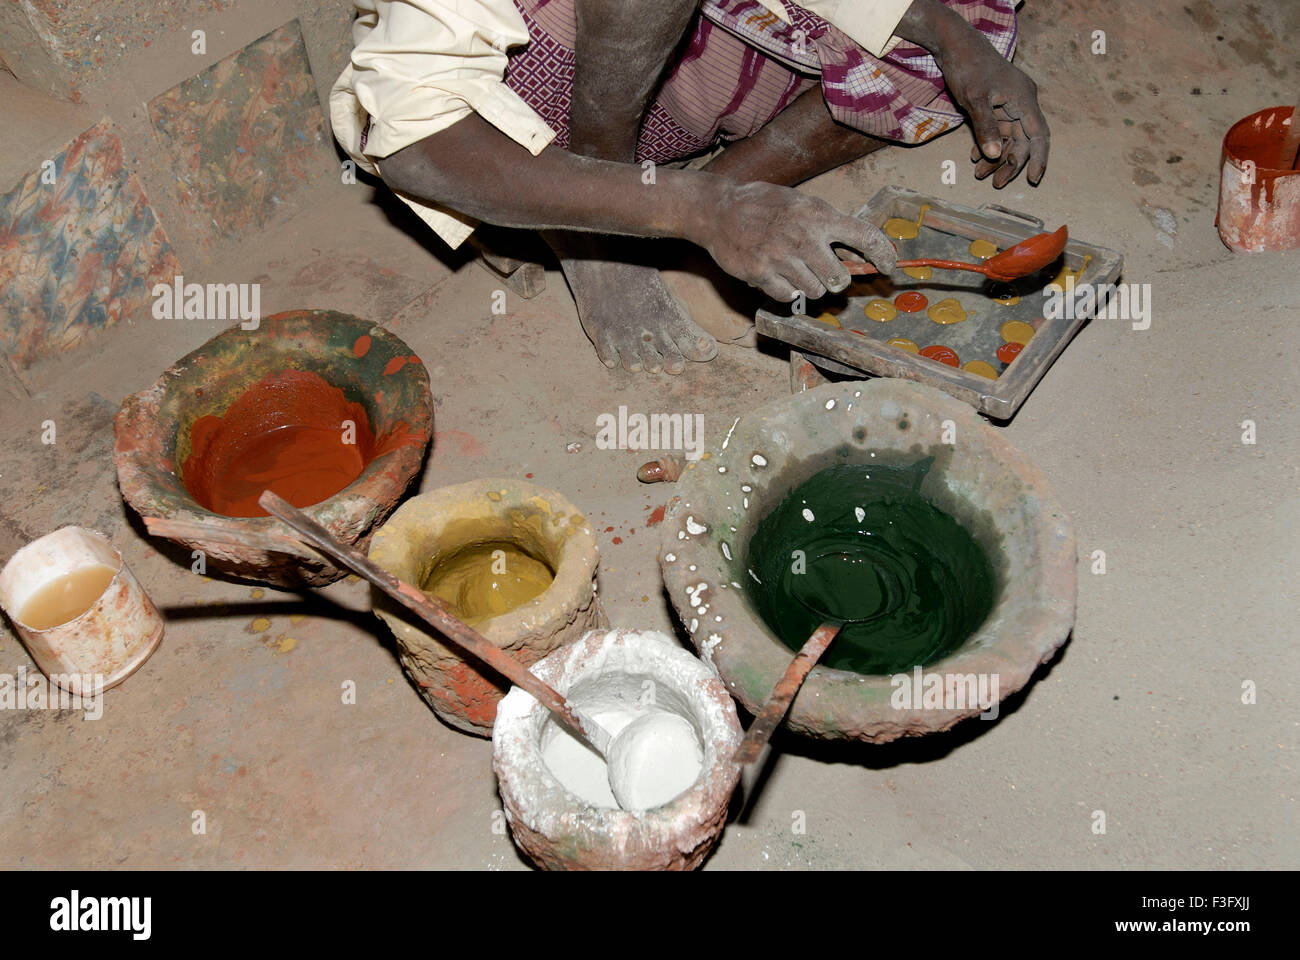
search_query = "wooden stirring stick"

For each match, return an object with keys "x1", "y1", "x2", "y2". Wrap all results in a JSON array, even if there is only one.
[
  {"x1": 252, "y1": 490, "x2": 615, "y2": 753},
  {"x1": 734, "y1": 622, "x2": 841, "y2": 765}
]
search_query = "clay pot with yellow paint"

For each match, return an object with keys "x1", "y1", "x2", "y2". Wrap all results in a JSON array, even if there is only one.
[{"x1": 368, "y1": 479, "x2": 605, "y2": 736}]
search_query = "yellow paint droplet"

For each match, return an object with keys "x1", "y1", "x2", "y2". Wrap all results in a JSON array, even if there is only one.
[
  {"x1": 251, "y1": 617, "x2": 271, "y2": 633},
  {"x1": 346, "y1": 574, "x2": 360, "y2": 583},
  {"x1": 387, "y1": 677, "x2": 395, "y2": 684},
  {"x1": 277, "y1": 636, "x2": 296, "y2": 654},
  {"x1": 1049, "y1": 253, "x2": 1092, "y2": 288},
  {"x1": 1000, "y1": 320, "x2": 1036, "y2": 344},
  {"x1": 814, "y1": 311, "x2": 841, "y2": 328},
  {"x1": 250, "y1": 588, "x2": 264, "y2": 599},
  {"x1": 883, "y1": 203, "x2": 929, "y2": 240},
  {"x1": 886, "y1": 337, "x2": 919, "y2": 353},
  {"x1": 963, "y1": 360, "x2": 999, "y2": 380},
  {"x1": 901, "y1": 265, "x2": 932, "y2": 280},
  {"x1": 864, "y1": 299, "x2": 897, "y2": 323},
  {"x1": 926, "y1": 298, "x2": 968, "y2": 325},
  {"x1": 290, "y1": 613, "x2": 305, "y2": 623},
  {"x1": 969, "y1": 238, "x2": 999, "y2": 260},
  {"x1": 486, "y1": 490, "x2": 502, "y2": 502}
]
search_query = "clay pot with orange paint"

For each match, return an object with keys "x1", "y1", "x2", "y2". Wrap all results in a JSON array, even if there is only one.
[
  {"x1": 367, "y1": 479, "x2": 606, "y2": 736},
  {"x1": 114, "y1": 310, "x2": 433, "y2": 587}
]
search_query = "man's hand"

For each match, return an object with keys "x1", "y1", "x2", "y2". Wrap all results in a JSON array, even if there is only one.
[
  {"x1": 898, "y1": 0, "x2": 1050, "y2": 188},
  {"x1": 941, "y1": 47, "x2": 1050, "y2": 188},
  {"x1": 693, "y1": 180, "x2": 898, "y2": 302}
]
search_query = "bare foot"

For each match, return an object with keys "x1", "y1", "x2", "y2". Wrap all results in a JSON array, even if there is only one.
[
  {"x1": 659, "y1": 247, "x2": 761, "y2": 347},
  {"x1": 549, "y1": 239, "x2": 717, "y2": 374}
]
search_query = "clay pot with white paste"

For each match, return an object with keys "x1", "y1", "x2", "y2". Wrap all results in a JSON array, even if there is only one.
[{"x1": 492, "y1": 628, "x2": 742, "y2": 871}]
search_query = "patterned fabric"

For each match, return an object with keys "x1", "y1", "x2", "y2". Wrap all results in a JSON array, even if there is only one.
[{"x1": 504, "y1": 0, "x2": 1017, "y2": 163}]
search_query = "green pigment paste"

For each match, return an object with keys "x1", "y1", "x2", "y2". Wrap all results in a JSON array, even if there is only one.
[{"x1": 745, "y1": 460, "x2": 995, "y2": 675}]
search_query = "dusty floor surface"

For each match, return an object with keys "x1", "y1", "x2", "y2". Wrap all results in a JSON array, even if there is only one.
[{"x1": 1, "y1": 0, "x2": 1297, "y2": 869}]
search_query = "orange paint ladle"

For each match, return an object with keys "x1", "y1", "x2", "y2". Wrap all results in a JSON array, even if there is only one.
[{"x1": 843, "y1": 225, "x2": 1069, "y2": 283}]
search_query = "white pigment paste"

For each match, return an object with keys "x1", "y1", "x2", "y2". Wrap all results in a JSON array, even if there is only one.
[
  {"x1": 541, "y1": 706, "x2": 703, "y2": 812},
  {"x1": 608, "y1": 712, "x2": 703, "y2": 811}
]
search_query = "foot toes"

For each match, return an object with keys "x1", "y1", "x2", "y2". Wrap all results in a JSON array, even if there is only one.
[
  {"x1": 676, "y1": 326, "x2": 718, "y2": 363},
  {"x1": 651, "y1": 335, "x2": 686, "y2": 375},
  {"x1": 638, "y1": 336, "x2": 665, "y2": 374}
]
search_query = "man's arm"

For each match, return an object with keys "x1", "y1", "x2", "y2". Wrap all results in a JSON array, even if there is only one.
[{"x1": 378, "y1": 111, "x2": 898, "y2": 300}]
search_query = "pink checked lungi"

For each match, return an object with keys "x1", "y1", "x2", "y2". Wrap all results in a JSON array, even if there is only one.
[{"x1": 504, "y1": 0, "x2": 1018, "y2": 163}]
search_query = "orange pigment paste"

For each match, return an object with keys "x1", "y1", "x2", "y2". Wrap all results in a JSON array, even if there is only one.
[{"x1": 183, "y1": 369, "x2": 411, "y2": 518}]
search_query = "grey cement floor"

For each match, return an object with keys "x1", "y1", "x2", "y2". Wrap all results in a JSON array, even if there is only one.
[{"x1": 1, "y1": 0, "x2": 1296, "y2": 869}]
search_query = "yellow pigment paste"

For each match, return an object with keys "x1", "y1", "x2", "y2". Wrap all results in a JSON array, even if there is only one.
[
  {"x1": 814, "y1": 311, "x2": 842, "y2": 328},
  {"x1": 886, "y1": 337, "x2": 920, "y2": 353},
  {"x1": 902, "y1": 266, "x2": 933, "y2": 280},
  {"x1": 969, "y1": 238, "x2": 999, "y2": 260},
  {"x1": 883, "y1": 203, "x2": 930, "y2": 240},
  {"x1": 963, "y1": 360, "x2": 999, "y2": 380},
  {"x1": 1049, "y1": 253, "x2": 1092, "y2": 288},
  {"x1": 422, "y1": 541, "x2": 554, "y2": 627},
  {"x1": 927, "y1": 298, "x2": 968, "y2": 325},
  {"x1": 864, "y1": 299, "x2": 898, "y2": 322},
  {"x1": 1000, "y1": 320, "x2": 1036, "y2": 345}
]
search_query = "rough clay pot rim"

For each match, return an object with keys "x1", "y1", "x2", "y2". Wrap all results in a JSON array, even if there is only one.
[
  {"x1": 0, "y1": 526, "x2": 126, "y2": 633},
  {"x1": 493, "y1": 628, "x2": 742, "y2": 850},
  {"x1": 367, "y1": 477, "x2": 599, "y2": 642},
  {"x1": 659, "y1": 378, "x2": 1077, "y2": 739},
  {"x1": 1222, "y1": 105, "x2": 1300, "y2": 175},
  {"x1": 113, "y1": 311, "x2": 432, "y2": 536}
]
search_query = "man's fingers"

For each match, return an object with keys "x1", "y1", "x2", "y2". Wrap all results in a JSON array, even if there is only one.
[
  {"x1": 809, "y1": 249, "x2": 852, "y2": 294},
  {"x1": 967, "y1": 99, "x2": 1003, "y2": 159},
  {"x1": 1011, "y1": 85, "x2": 1050, "y2": 185},
  {"x1": 757, "y1": 273, "x2": 798, "y2": 303},
  {"x1": 831, "y1": 218, "x2": 897, "y2": 273},
  {"x1": 784, "y1": 262, "x2": 826, "y2": 301},
  {"x1": 993, "y1": 137, "x2": 1030, "y2": 188}
]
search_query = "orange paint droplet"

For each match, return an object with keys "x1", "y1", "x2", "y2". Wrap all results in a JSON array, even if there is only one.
[
  {"x1": 612, "y1": 537, "x2": 622, "y2": 545},
  {"x1": 525, "y1": 472, "x2": 534, "y2": 478},
  {"x1": 352, "y1": 335, "x2": 371, "y2": 357},
  {"x1": 919, "y1": 344, "x2": 959, "y2": 367},
  {"x1": 383, "y1": 356, "x2": 406, "y2": 375},
  {"x1": 894, "y1": 291, "x2": 928, "y2": 312},
  {"x1": 647, "y1": 505, "x2": 666, "y2": 526},
  {"x1": 997, "y1": 341, "x2": 1024, "y2": 365},
  {"x1": 605, "y1": 526, "x2": 614, "y2": 532}
]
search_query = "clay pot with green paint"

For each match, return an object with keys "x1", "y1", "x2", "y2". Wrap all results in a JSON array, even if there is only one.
[
  {"x1": 660, "y1": 379, "x2": 1076, "y2": 743},
  {"x1": 113, "y1": 310, "x2": 433, "y2": 587},
  {"x1": 368, "y1": 479, "x2": 606, "y2": 736}
]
